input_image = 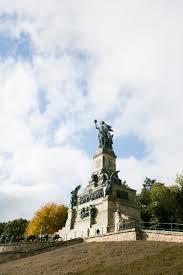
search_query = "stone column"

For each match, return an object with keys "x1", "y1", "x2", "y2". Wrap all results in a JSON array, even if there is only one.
[{"x1": 65, "y1": 208, "x2": 77, "y2": 230}]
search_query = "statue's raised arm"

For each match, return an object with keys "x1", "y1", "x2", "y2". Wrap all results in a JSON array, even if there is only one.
[{"x1": 94, "y1": 119, "x2": 99, "y2": 130}]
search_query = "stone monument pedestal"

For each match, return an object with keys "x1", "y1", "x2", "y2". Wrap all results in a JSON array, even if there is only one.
[{"x1": 58, "y1": 121, "x2": 141, "y2": 240}]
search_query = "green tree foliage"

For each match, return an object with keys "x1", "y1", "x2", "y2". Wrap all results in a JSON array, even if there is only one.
[
  {"x1": 3, "y1": 219, "x2": 28, "y2": 237},
  {"x1": 143, "y1": 177, "x2": 156, "y2": 191},
  {"x1": 137, "y1": 175, "x2": 183, "y2": 225},
  {"x1": 176, "y1": 171, "x2": 183, "y2": 188},
  {"x1": 26, "y1": 203, "x2": 68, "y2": 236},
  {"x1": 174, "y1": 172, "x2": 183, "y2": 223},
  {"x1": 0, "y1": 222, "x2": 6, "y2": 235},
  {"x1": 150, "y1": 183, "x2": 177, "y2": 223},
  {"x1": 136, "y1": 177, "x2": 156, "y2": 222}
]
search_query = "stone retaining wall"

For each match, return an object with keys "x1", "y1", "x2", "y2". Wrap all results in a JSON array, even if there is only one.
[
  {"x1": 1, "y1": 230, "x2": 183, "y2": 264},
  {"x1": 85, "y1": 228, "x2": 183, "y2": 243},
  {"x1": 85, "y1": 229, "x2": 137, "y2": 242},
  {"x1": 142, "y1": 229, "x2": 183, "y2": 243}
]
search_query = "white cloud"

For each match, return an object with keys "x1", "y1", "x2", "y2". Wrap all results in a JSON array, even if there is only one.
[
  {"x1": 0, "y1": 141, "x2": 91, "y2": 220},
  {"x1": 0, "y1": 0, "x2": 183, "y2": 220}
]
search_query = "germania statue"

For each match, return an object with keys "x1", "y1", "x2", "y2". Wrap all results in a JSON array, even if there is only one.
[{"x1": 94, "y1": 120, "x2": 114, "y2": 150}]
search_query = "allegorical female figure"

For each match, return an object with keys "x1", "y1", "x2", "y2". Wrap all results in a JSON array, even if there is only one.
[{"x1": 94, "y1": 120, "x2": 113, "y2": 150}]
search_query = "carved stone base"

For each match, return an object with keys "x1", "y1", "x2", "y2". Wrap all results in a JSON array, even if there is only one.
[{"x1": 58, "y1": 147, "x2": 141, "y2": 240}]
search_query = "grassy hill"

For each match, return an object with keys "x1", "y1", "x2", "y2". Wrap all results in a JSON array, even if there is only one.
[{"x1": 0, "y1": 241, "x2": 183, "y2": 274}]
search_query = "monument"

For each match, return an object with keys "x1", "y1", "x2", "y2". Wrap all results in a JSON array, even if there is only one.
[{"x1": 58, "y1": 120, "x2": 140, "y2": 239}]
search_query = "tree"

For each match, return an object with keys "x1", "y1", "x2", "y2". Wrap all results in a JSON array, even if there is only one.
[
  {"x1": 136, "y1": 177, "x2": 156, "y2": 222},
  {"x1": 176, "y1": 172, "x2": 183, "y2": 188},
  {"x1": 3, "y1": 219, "x2": 28, "y2": 238},
  {"x1": 0, "y1": 222, "x2": 6, "y2": 235},
  {"x1": 150, "y1": 183, "x2": 177, "y2": 223},
  {"x1": 137, "y1": 177, "x2": 181, "y2": 224},
  {"x1": 26, "y1": 203, "x2": 68, "y2": 236},
  {"x1": 143, "y1": 177, "x2": 156, "y2": 191}
]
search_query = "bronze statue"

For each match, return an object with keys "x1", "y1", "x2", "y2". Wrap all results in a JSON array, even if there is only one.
[
  {"x1": 80, "y1": 205, "x2": 97, "y2": 219},
  {"x1": 104, "y1": 170, "x2": 120, "y2": 196},
  {"x1": 70, "y1": 185, "x2": 81, "y2": 208},
  {"x1": 94, "y1": 120, "x2": 113, "y2": 150},
  {"x1": 80, "y1": 206, "x2": 90, "y2": 219}
]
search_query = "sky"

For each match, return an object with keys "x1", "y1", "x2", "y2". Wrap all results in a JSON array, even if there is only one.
[{"x1": 0, "y1": 1, "x2": 183, "y2": 221}]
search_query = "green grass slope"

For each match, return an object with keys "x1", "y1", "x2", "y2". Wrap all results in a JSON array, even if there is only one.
[{"x1": 0, "y1": 241, "x2": 183, "y2": 274}]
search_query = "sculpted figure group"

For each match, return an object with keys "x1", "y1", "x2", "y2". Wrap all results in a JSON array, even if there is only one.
[
  {"x1": 79, "y1": 188, "x2": 104, "y2": 205},
  {"x1": 80, "y1": 205, "x2": 97, "y2": 219}
]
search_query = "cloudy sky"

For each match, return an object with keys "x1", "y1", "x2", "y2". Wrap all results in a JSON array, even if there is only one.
[{"x1": 0, "y1": 1, "x2": 183, "y2": 221}]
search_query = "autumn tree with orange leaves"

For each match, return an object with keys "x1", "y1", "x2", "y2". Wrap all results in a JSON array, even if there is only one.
[{"x1": 26, "y1": 203, "x2": 68, "y2": 236}]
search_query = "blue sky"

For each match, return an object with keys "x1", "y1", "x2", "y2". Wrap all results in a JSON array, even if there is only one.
[
  {"x1": 37, "y1": 89, "x2": 49, "y2": 114},
  {"x1": 0, "y1": 1, "x2": 183, "y2": 220},
  {"x1": 0, "y1": 31, "x2": 32, "y2": 63}
]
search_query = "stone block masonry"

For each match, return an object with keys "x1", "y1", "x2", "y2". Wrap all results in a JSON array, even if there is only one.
[
  {"x1": 85, "y1": 229, "x2": 137, "y2": 242},
  {"x1": 84, "y1": 228, "x2": 183, "y2": 244},
  {"x1": 142, "y1": 229, "x2": 183, "y2": 243}
]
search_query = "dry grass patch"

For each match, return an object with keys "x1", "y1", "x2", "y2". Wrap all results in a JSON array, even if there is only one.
[{"x1": 0, "y1": 241, "x2": 182, "y2": 274}]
